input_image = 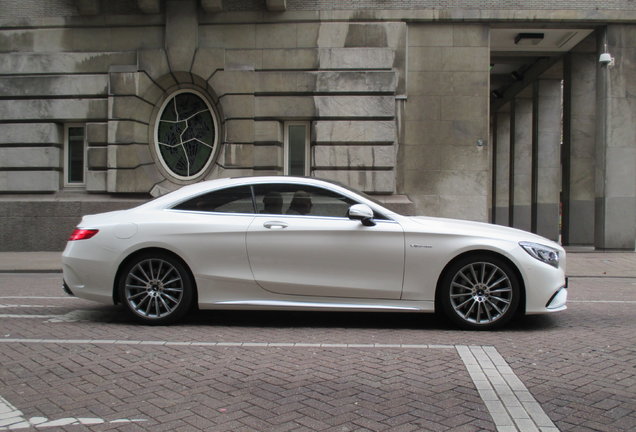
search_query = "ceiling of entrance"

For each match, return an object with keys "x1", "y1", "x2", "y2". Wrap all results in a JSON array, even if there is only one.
[{"x1": 490, "y1": 27, "x2": 595, "y2": 101}]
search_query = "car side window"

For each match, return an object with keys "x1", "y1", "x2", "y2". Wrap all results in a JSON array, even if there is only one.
[
  {"x1": 253, "y1": 184, "x2": 357, "y2": 218},
  {"x1": 172, "y1": 185, "x2": 254, "y2": 214}
]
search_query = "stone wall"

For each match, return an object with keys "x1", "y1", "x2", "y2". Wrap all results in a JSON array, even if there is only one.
[
  {"x1": 1, "y1": 1, "x2": 635, "y2": 250},
  {"x1": 0, "y1": 198, "x2": 146, "y2": 251},
  {"x1": 0, "y1": 6, "x2": 403, "y2": 197},
  {"x1": 0, "y1": 1, "x2": 405, "y2": 250},
  {"x1": 202, "y1": 19, "x2": 405, "y2": 195},
  {"x1": 3, "y1": 0, "x2": 635, "y2": 18}
]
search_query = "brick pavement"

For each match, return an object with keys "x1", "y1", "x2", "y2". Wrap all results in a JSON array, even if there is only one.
[{"x1": 0, "y1": 252, "x2": 635, "y2": 431}]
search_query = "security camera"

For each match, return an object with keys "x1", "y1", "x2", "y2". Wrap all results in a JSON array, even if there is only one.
[{"x1": 599, "y1": 52, "x2": 615, "y2": 67}]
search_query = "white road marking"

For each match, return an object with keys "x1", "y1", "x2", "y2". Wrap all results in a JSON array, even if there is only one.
[
  {"x1": 0, "y1": 297, "x2": 68, "y2": 300},
  {"x1": 0, "y1": 338, "x2": 453, "y2": 349},
  {"x1": 457, "y1": 345, "x2": 559, "y2": 432},
  {"x1": 0, "y1": 395, "x2": 144, "y2": 430},
  {"x1": 0, "y1": 310, "x2": 110, "y2": 323},
  {"x1": 0, "y1": 315, "x2": 59, "y2": 319},
  {"x1": 568, "y1": 300, "x2": 636, "y2": 303}
]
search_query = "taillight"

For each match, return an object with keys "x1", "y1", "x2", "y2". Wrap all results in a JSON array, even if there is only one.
[{"x1": 68, "y1": 229, "x2": 99, "y2": 241}]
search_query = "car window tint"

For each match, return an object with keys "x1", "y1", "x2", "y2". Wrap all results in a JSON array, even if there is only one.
[
  {"x1": 172, "y1": 185, "x2": 254, "y2": 214},
  {"x1": 253, "y1": 184, "x2": 357, "y2": 218}
]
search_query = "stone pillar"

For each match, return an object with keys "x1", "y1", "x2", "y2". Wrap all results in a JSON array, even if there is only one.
[
  {"x1": 494, "y1": 105, "x2": 511, "y2": 226},
  {"x1": 165, "y1": 0, "x2": 198, "y2": 72},
  {"x1": 563, "y1": 42, "x2": 597, "y2": 245},
  {"x1": 534, "y1": 80, "x2": 561, "y2": 241},
  {"x1": 401, "y1": 24, "x2": 490, "y2": 221},
  {"x1": 595, "y1": 25, "x2": 636, "y2": 249},
  {"x1": 512, "y1": 91, "x2": 532, "y2": 232}
]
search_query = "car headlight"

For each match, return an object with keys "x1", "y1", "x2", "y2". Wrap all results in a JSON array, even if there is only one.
[{"x1": 519, "y1": 242, "x2": 560, "y2": 268}]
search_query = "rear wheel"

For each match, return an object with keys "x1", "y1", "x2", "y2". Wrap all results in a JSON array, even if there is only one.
[
  {"x1": 439, "y1": 255, "x2": 520, "y2": 330},
  {"x1": 118, "y1": 252, "x2": 194, "y2": 325}
]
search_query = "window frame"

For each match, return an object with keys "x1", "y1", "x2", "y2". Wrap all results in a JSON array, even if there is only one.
[
  {"x1": 63, "y1": 123, "x2": 87, "y2": 188},
  {"x1": 284, "y1": 121, "x2": 310, "y2": 176},
  {"x1": 170, "y1": 185, "x2": 256, "y2": 215},
  {"x1": 168, "y1": 181, "x2": 393, "y2": 222}
]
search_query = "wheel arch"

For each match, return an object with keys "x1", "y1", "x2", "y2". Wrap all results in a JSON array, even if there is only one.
[
  {"x1": 112, "y1": 247, "x2": 198, "y2": 307},
  {"x1": 434, "y1": 249, "x2": 526, "y2": 317}
]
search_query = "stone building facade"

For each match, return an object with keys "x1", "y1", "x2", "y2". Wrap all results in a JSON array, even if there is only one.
[{"x1": 0, "y1": 0, "x2": 635, "y2": 250}]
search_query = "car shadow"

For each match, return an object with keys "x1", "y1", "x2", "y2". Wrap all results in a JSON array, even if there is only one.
[
  {"x1": 76, "y1": 305, "x2": 560, "y2": 332},
  {"x1": 184, "y1": 309, "x2": 449, "y2": 330}
]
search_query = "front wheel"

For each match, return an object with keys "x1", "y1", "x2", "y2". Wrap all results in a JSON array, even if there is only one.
[
  {"x1": 439, "y1": 255, "x2": 520, "y2": 330},
  {"x1": 118, "y1": 252, "x2": 194, "y2": 325}
]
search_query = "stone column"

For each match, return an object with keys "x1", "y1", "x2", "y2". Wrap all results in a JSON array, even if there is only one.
[
  {"x1": 494, "y1": 105, "x2": 511, "y2": 226},
  {"x1": 512, "y1": 91, "x2": 532, "y2": 232},
  {"x1": 563, "y1": 43, "x2": 597, "y2": 245},
  {"x1": 595, "y1": 24, "x2": 636, "y2": 249},
  {"x1": 165, "y1": 0, "x2": 198, "y2": 73},
  {"x1": 534, "y1": 80, "x2": 561, "y2": 241},
  {"x1": 401, "y1": 24, "x2": 490, "y2": 221}
]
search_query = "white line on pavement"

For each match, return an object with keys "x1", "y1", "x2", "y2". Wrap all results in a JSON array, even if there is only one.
[
  {"x1": 0, "y1": 297, "x2": 69, "y2": 299},
  {"x1": 568, "y1": 300, "x2": 636, "y2": 303},
  {"x1": 0, "y1": 310, "x2": 111, "y2": 323},
  {"x1": 0, "y1": 338, "x2": 455, "y2": 349},
  {"x1": 0, "y1": 393, "x2": 146, "y2": 431},
  {"x1": 457, "y1": 345, "x2": 559, "y2": 432}
]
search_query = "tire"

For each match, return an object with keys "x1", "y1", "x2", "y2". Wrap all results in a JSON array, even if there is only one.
[
  {"x1": 118, "y1": 252, "x2": 194, "y2": 325},
  {"x1": 439, "y1": 254, "x2": 520, "y2": 330}
]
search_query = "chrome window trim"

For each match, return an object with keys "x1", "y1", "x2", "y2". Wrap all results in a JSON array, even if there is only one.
[
  {"x1": 162, "y1": 179, "x2": 398, "y2": 223},
  {"x1": 165, "y1": 208, "x2": 399, "y2": 224},
  {"x1": 166, "y1": 209, "x2": 257, "y2": 217}
]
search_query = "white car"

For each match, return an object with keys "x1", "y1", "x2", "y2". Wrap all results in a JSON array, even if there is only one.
[{"x1": 62, "y1": 176, "x2": 567, "y2": 329}]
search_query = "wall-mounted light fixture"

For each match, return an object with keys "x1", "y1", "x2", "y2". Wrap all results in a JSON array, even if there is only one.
[
  {"x1": 599, "y1": 52, "x2": 615, "y2": 67},
  {"x1": 514, "y1": 33, "x2": 544, "y2": 46}
]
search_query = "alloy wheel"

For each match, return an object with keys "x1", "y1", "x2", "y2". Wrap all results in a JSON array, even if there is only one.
[
  {"x1": 124, "y1": 258, "x2": 185, "y2": 319},
  {"x1": 449, "y1": 262, "x2": 513, "y2": 325}
]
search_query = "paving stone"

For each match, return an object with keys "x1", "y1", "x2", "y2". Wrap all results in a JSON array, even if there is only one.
[{"x1": 0, "y1": 257, "x2": 635, "y2": 432}]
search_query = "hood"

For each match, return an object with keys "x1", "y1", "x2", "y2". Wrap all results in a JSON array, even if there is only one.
[{"x1": 407, "y1": 216, "x2": 562, "y2": 249}]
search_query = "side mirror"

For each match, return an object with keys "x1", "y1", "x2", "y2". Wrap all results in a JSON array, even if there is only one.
[{"x1": 348, "y1": 204, "x2": 376, "y2": 226}]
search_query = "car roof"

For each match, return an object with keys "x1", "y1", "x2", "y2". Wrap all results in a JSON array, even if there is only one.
[{"x1": 136, "y1": 176, "x2": 371, "y2": 211}]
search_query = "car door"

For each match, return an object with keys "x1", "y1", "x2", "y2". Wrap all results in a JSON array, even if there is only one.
[
  {"x1": 246, "y1": 183, "x2": 405, "y2": 299},
  {"x1": 167, "y1": 185, "x2": 258, "y2": 297}
]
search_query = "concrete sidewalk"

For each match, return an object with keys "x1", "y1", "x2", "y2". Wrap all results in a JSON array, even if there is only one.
[
  {"x1": 0, "y1": 250, "x2": 635, "y2": 276},
  {"x1": 0, "y1": 252, "x2": 63, "y2": 273}
]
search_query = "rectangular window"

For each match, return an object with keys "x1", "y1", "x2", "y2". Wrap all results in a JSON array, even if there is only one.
[
  {"x1": 284, "y1": 122, "x2": 310, "y2": 176},
  {"x1": 64, "y1": 125, "x2": 86, "y2": 186}
]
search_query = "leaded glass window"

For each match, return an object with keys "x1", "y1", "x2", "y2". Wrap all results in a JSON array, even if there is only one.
[{"x1": 155, "y1": 90, "x2": 218, "y2": 180}]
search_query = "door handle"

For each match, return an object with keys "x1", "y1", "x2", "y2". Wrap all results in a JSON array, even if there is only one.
[{"x1": 263, "y1": 221, "x2": 288, "y2": 230}]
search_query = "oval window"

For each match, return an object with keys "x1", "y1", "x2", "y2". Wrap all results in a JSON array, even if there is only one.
[{"x1": 155, "y1": 90, "x2": 219, "y2": 181}]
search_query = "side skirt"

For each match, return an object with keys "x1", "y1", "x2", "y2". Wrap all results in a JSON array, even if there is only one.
[{"x1": 199, "y1": 299, "x2": 436, "y2": 313}]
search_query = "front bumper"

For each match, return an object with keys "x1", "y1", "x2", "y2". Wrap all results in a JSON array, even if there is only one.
[
  {"x1": 62, "y1": 280, "x2": 75, "y2": 297},
  {"x1": 546, "y1": 286, "x2": 568, "y2": 310}
]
